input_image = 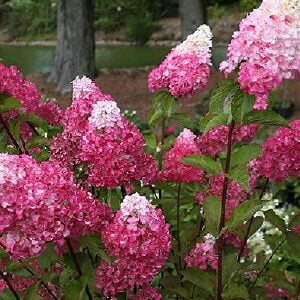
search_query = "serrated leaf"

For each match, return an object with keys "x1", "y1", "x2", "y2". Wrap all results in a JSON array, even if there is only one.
[
  {"x1": 231, "y1": 144, "x2": 262, "y2": 167},
  {"x1": 244, "y1": 110, "x2": 288, "y2": 127},
  {"x1": 204, "y1": 114, "x2": 228, "y2": 132},
  {"x1": 76, "y1": 233, "x2": 112, "y2": 264},
  {"x1": 243, "y1": 216, "x2": 264, "y2": 238},
  {"x1": 59, "y1": 267, "x2": 77, "y2": 287},
  {"x1": 264, "y1": 210, "x2": 286, "y2": 233},
  {"x1": 26, "y1": 137, "x2": 50, "y2": 149},
  {"x1": 0, "y1": 95, "x2": 22, "y2": 112},
  {"x1": 8, "y1": 119, "x2": 20, "y2": 141},
  {"x1": 6, "y1": 261, "x2": 22, "y2": 272},
  {"x1": 181, "y1": 155, "x2": 222, "y2": 174},
  {"x1": 63, "y1": 278, "x2": 88, "y2": 300},
  {"x1": 181, "y1": 267, "x2": 215, "y2": 293},
  {"x1": 209, "y1": 79, "x2": 239, "y2": 114},
  {"x1": 32, "y1": 149, "x2": 50, "y2": 162},
  {"x1": 225, "y1": 199, "x2": 265, "y2": 231},
  {"x1": 229, "y1": 166, "x2": 250, "y2": 190},
  {"x1": 286, "y1": 232, "x2": 300, "y2": 256},
  {"x1": 38, "y1": 243, "x2": 57, "y2": 270},
  {"x1": 20, "y1": 113, "x2": 49, "y2": 130},
  {"x1": 170, "y1": 112, "x2": 192, "y2": 126},
  {"x1": 203, "y1": 196, "x2": 221, "y2": 236},
  {"x1": 149, "y1": 109, "x2": 163, "y2": 127},
  {"x1": 26, "y1": 284, "x2": 41, "y2": 300},
  {"x1": 222, "y1": 282, "x2": 249, "y2": 299},
  {"x1": 231, "y1": 92, "x2": 254, "y2": 123}
]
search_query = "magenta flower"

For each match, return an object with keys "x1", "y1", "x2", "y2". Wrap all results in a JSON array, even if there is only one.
[{"x1": 96, "y1": 193, "x2": 171, "y2": 297}]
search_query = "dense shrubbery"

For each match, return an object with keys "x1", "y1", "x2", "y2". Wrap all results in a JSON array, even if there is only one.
[{"x1": 0, "y1": 1, "x2": 299, "y2": 299}]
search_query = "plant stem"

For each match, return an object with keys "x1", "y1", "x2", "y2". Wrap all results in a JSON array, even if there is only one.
[
  {"x1": 0, "y1": 114, "x2": 23, "y2": 154},
  {"x1": 216, "y1": 120, "x2": 235, "y2": 300},
  {"x1": 22, "y1": 265, "x2": 58, "y2": 300},
  {"x1": 66, "y1": 238, "x2": 93, "y2": 300},
  {"x1": 177, "y1": 183, "x2": 182, "y2": 272},
  {"x1": 237, "y1": 179, "x2": 269, "y2": 262},
  {"x1": 0, "y1": 270, "x2": 20, "y2": 300},
  {"x1": 158, "y1": 117, "x2": 166, "y2": 199},
  {"x1": 249, "y1": 238, "x2": 286, "y2": 293}
]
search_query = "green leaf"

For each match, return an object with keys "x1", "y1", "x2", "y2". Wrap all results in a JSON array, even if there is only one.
[
  {"x1": 63, "y1": 278, "x2": 88, "y2": 300},
  {"x1": 0, "y1": 95, "x2": 22, "y2": 112},
  {"x1": 264, "y1": 210, "x2": 286, "y2": 233},
  {"x1": 203, "y1": 196, "x2": 221, "y2": 236},
  {"x1": 181, "y1": 155, "x2": 222, "y2": 174},
  {"x1": 6, "y1": 261, "x2": 22, "y2": 272},
  {"x1": 59, "y1": 267, "x2": 77, "y2": 287},
  {"x1": 170, "y1": 112, "x2": 192, "y2": 127},
  {"x1": 149, "y1": 109, "x2": 163, "y2": 127},
  {"x1": 229, "y1": 166, "x2": 250, "y2": 190},
  {"x1": 242, "y1": 216, "x2": 264, "y2": 238},
  {"x1": 38, "y1": 243, "x2": 58, "y2": 270},
  {"x1": 231, "y1": 92, "x2": 254, "y2": 123},
  {"x1": 204, "y1": 114, "x2": 228, "y2": 132},
  {"x1": 8, "y1": 119, "x2": 20, "y2": 141},
  {"x1": 209, "y1": 79, "x2": 239, "y2": 115},
  {"x1": 222, "y1": 282, "x2": 249, "y2": 299},
  {"x1": 26, "y1": 137, "x2": 50, "y2": 149},
  {"x1": 32, "y1": 149, "x2": 50, "y2": 162},
  {"x1": 286, "y1": 232, "x2": 300, "y2": 255},
  {"x1": 161, "y1": 93, "x2": 175, "y2": 117},
  {"x1": 20, "y1": 113, "x2": 49, "y2": 130},
  {"x1": 225, "y1": 199, "x2": 265, "y2": 232},
  {"x1": 230, "y1": 144, "x2": 262, "y2": 167},
  {"x1": 0, "y1": 248, "x2": 10, "y2": 259},
  {"x1": 0, "y1": 289, "x2": 18, "y2": 300},
  {"x1": 26, "y1": 284, "x2": 41, "y2": 300},
  {"x1": 244, "y1": 110, "x2": 289, "y2": 127},
  {"x1": 222, "y1": 253, "x2": 240, "y2": 286},
  {"x1": 161, "y1": 276, "x2": 190, "y2": 298},
  {"x1": 181, "y1": 267, "x2": 215, "y2": 293}
]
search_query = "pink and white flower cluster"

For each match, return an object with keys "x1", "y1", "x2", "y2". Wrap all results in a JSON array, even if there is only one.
[
  {"x1": 252, "y1": 120, "x2": 300, "y2": 182},
  {"x1": 148, "y1": 25, "x2": 212, "y2": 98},
  {"x1": 0, "y1": 153, "x2": 112, "y2": 259},
  {"x1": 96, "y1": 193, "x2": 171, "y2": 298},
  {"x1": 220, "y1": 0, "x2": 300, "y2": 110},
  {"x1": 162, "y1": 128, "x2": 205, "y2": 183},
  {"x1": 185, "y1": 234, "x2": 218, "y2": 270},
  {"x1": 51, "y1": 77, "x2": 158, "y2": 189}
]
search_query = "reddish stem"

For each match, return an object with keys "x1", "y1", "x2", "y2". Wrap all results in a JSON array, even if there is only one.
[{"x1": 216, "y1": 120, "x2": 235, "y2": 300}]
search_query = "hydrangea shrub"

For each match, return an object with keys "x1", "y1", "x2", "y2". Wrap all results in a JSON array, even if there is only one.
[{"x1": 0, "y1": 1, "x2": 300, "y2": 299}]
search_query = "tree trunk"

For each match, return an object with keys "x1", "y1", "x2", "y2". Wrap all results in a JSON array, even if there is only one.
[
  {"x1": 179, "y1": 0, "x2": 207, "y2": 39},
  {"x1": 50, "y1": 0, "x2": 96, "y2": 93}
]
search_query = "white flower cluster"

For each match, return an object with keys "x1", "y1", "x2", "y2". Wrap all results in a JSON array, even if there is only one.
[
  {"x1": 176, "y1": 24, "x2": 213, "y2": 57},
  {"x1": 89, "y1": 100, "x2": 121, "y2": 129}
]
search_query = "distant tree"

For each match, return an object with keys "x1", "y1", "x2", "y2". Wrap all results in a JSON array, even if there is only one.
[
  {"x1": 50, "y1": 0, "x2": 96, "y2": 92},
  {"x1": 179, "y1": 0, "x2": 207, "y2": 39}
]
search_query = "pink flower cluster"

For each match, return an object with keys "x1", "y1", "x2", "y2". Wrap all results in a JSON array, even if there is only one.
[
  {"x1": 0, "y1": 64, "x2": 41, "y2": 112},
  {"x1": 263, "y1": 284, "x2": 290, "y2": 299},
  {"x1": 197, "y1": 124, "x2": 259, "y2": 157},
  {"x1": 196, "y1": 174, "x2": 249, "y2": 219},
  {"x1": 185, "y1": 234, "x2": 218, "y2": 270},
  {"x1": 252, "y1": 120, "x2": 300, "y2": 182},
  {"x1": 0, "y1": 153, "x2": 112, "y2": 259},
  {"x1": 35, "y1": 100, "x2": 63, "y2": 126},
  {"x1": 96, "y1": 193, "x2": 171, "y2": 297},
  {"x1": 51, "y1": 77, "x2": 157, "y2": 189},
  {"x1": 220, "y1": 0, "x2": 300, "y2": 110},
  {"x1": 148, "y1": 25, "x2": 212, "y2": 98},
  {"x1": 162, "y1": 128, "x2": 205, "y2": 183}
]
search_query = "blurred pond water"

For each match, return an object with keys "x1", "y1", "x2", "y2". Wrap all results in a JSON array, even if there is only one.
[{"x1": 0, "y1": 44, "x2": 226, "y2": 74}]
